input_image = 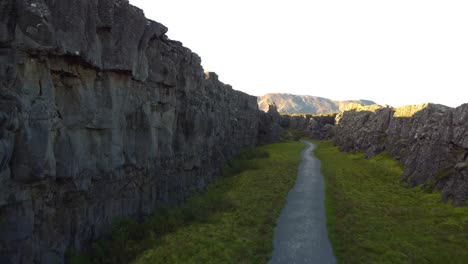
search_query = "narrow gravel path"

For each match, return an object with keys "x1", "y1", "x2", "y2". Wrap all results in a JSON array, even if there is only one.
[{"x1": 269, "y1": 140, "x2": 336, "y2": 264}]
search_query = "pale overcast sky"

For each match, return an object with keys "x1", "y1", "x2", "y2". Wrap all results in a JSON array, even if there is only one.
[{"x1": 129, "y1": 0, "x2": 468, "y2": 107}]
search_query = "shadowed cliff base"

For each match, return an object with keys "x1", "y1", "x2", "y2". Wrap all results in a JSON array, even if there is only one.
[
  {"x1": 0, "y1": 0, "x2": 281, "y2": 262},
  {"x1": 334, "y1": 103, "x2": 468, "y2": 205},
  {"x1": 69, "y1": 142, "x2": 304, "y2": 264},
  {"x1": 279, "y1": 102, "x2": 468, "y2": 205},
  {"x1": 1, "y1": 0, "x2": 467, "y2": 262}
]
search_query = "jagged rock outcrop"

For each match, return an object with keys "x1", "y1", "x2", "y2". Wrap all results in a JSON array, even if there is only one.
[
  {"x1": 335, "y1": 104, "x2": 468, "y2": 205},
  {"x1": 307, "y1": 114, "x2": 336, "y2": 139},
  {"x1": 0, "y1": 1, "x2": 269, "y2": 263},
  {"x1": 334, "y1": 104, "x2": 384, "y2": 124},
  {"x1": 280, "y1": 114, "x2": 336, "y2": 139},
  {"x1": 278, "y1": 102, "x2": 380, "y2": 140},
  {"x1": 280, "y1": 115, "x2": 311, "y2": 130},
  {"x1": 258, "y1": 104, "x2": 281, "y2": 145}
]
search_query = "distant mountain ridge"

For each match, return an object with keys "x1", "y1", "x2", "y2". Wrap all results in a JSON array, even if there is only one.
[{"x1": 258, "y1": 93, "x2": 376, "y2": 114}]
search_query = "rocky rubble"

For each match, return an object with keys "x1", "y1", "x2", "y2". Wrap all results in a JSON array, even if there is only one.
[
  {"x1": 334, "y1": 104, "x2": 468, "y2": 205},
  {"x1": 0, "y1": 1, "x2": 273, "y2": 263}
]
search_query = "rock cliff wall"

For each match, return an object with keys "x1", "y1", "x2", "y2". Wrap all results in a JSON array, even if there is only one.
[
  {"x1": 334, "y1": 104, "x2": 468, "y2": 205},
  {"x1": 258, "y1": 104, "x2": 281, "y2": 145},
  {"x1": 280, "y1": 114, "x2": 336, "y2": 139},
  {"x1": 0, "y1": 1, "x2": 267, "y2": 263}
]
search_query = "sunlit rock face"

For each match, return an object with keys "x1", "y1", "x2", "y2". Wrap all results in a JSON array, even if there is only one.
[
  {"x1": 0, "y1": 0, "x2": 270, "y2": 263},
  {"x1": 334, "y1": 103, "x2": 468, "y2": 205}
]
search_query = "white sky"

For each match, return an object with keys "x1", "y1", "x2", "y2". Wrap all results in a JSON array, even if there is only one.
[{"x1": 129, "y1": 0, "x2": 468, "y2": 107}]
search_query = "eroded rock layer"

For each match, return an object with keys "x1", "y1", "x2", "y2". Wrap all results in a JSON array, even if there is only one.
[
  {"x1": 334, "y1": 104, "x2": 468, "y2": 205},
  {"x1": 0, "y1": 1, "x2": 264, "y2": 263}
]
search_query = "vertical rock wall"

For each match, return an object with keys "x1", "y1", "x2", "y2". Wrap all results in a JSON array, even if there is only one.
[
  {"x1": 0, "y1": 1, "x2": 264, "y2": 263},
  {"x1": 334, "y1": 104, "x2": 468, "y2": 205},
  {"x1": 258, "y1": 104, "x2": 281, "y2": 145},
  {"x1": 279, "y1": 114, "x2": 336, "y2": 139}
]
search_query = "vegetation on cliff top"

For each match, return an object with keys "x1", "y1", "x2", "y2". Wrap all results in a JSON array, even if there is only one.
[
  {"x1": 71, "y1": 141, "x2": 304, "y2": 264},
  {"x1": 314, "y1": 140, "x2": 468, "y2": 263}
]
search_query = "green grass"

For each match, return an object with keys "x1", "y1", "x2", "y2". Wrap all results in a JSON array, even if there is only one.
[
  {"x1": 70, "y1": 142, "x2": 304, "y2": 264},
  {"x1": 280, "y1": 129, "x2": 304, "y2": 141},
  {"x1": 314, "y1": 140, "x2": 468, "y2": 264}
]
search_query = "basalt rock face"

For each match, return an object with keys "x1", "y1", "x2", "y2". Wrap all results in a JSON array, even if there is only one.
[
  {"x1": 335, "y1": 104, "x2": 468, "y2": 205},
  {"x1": 307, "y1": 114, "x2": 336, "y2": 139},
  {"x1": 280, "y1": 115, "x2": 311, "y2": 130},
  {"x1": 0, "y1": 1, "x2": 262, "y2": 263},
  {"x1": 280, "y1": 114, "x2": 336, "y2": 139},
  {"x1": 258, "y1": 104, "x2": 281, "y2": 145}
]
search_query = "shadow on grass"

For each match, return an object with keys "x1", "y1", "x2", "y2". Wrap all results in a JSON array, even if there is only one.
[{"x1": 69, "y1": 149, "x2": 270, "y2": 264}]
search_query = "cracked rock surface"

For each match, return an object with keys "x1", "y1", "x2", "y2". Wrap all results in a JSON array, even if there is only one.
[
  {"x1": 0, "y1": 1, "x2": 279, "y2": 263},
  {"x1": 334, "y1": 104, "x2": 468, "y2": 205}
]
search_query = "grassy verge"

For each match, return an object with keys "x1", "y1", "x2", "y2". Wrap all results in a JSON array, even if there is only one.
[
  {"x1": 71, "y1": 142, "x2": 304, "y2": 264},
  {"x1": 280, "y1": 129, "x2": 304, "y2": 141},
  {"x1": 314, "y1": 140, "x2": 468, "y2": 264}
]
